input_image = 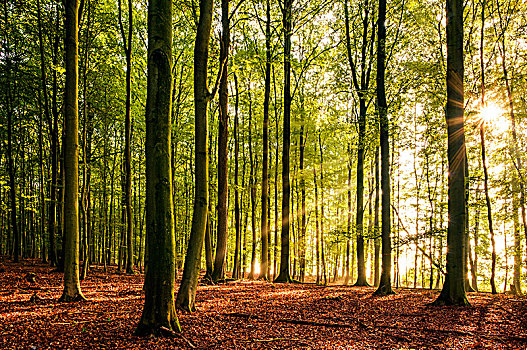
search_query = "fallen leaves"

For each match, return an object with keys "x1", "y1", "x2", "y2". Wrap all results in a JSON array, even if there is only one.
[{"x1": 0, "y1": 258, "x2": 526, "y2": 349}]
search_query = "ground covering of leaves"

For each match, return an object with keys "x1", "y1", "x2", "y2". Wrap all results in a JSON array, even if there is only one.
[{"x1": 1, "y1": 258, "x2": 526, "y2": 349}]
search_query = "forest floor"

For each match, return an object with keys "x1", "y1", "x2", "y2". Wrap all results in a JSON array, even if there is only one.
[{"x1": 0, "y1": 258, "x2": 526, "y2": 349}]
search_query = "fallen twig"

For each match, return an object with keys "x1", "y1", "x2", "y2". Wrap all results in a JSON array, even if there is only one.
[
  {"x1": 240, "y1": 338, "x2": 303, "y2": 343},
  {"x1": 159, "y1": 326, "x2": 196, "y2": 349},
  {"x1": 279, "y1": 319, "x2": 354, "y2": 328}
]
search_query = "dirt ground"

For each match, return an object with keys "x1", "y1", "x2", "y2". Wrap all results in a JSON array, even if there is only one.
[{"x1": 1, "y1": 258, "x2": 526, "y2": 349}]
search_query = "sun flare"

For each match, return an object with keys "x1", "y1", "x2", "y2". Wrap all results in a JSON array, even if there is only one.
[{"x1": 479, "y1": 103, "x2": 507, "y2": 131}]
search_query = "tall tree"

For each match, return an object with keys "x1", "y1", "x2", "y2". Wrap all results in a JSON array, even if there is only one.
[
  {"x1": 344, "y1": 0, "x2": 375, "y2": 287},
  {"x1": 373, "y1": 0, "x2": 393, "y2": 296},
  {"x1": 495, "y1": 0, "x2": 523, "y2": 296},
  {"x1": 275, "y1": 0, "x2": 293, "y2": 283},
  {"x1": 60, "y1": 0, "x2": 85, "y2": 302},
  {"x1": 258, "y1": 0, "x2": 271, "y2": 281},
  {"x1": 118, "y1": 0, "x2": 134, "y2": 275},
  {"x1": 135, "y1": 0, "x2": 180, "y2": 334},
  {"x1": 3, "y1": 0, "x2": 18, "y2": 263},
  {"x1": 211, "y1": 0, "x2": 230, "y2": 282},
  {"x1": 434, "y1": 0, "x2": 469, "y2": 306},
  {"x1": 232, "y1": 73, "x2": 242, "y2": 280},
  {"x1": 36, "y1": 0, "x2": 52, "y2": 264},
  {"x1": 176, "y1": 0, "x2": 214, "y2": 312}
]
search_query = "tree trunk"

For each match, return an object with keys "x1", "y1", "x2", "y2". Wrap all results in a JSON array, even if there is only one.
[
  {"x1": 273, "y1": 67, "x2": 279, "y2": 279},
  {"x1": 512, "y1": 178, "x2": 522, "y2": 294},
  {"x1": 480, "y1": 125, "x2": 497, "y2": 294},
  {"x1": 248, "y1": 89, "x2": 257, "y2": 280},
  {"x1": 212, "y1": 0, "x2": 230, "y2": 282},
  {"x1": 299, "y1": 122, "x2": 306, "y2": 283},
  {"x1": 3, "y1": 0, "x2": 18, "y2": 263},
  {"x1": 60, "y1": 0, "x2": 85, "y2": 302},
  {"x1": 258, "y1": 0, "x2": 271, "y2": 281},
  {"x1": 232, "y1": 73, "x2": 241, "y2": 280},
  {"x1": 374, "y1": 0, "x2": 393, "y2": 296},
  {"x1": 275, "y1": 0, "x2": 293, "y2": 283},
  {"x1": 314, "y1": 166, "x2": 320, "y2": 284},
  {"x1": 118, "y1": 0, "x2": 135, "y2": 275},
  {"x1": 136, "y1": 0, "x2": 180, "y2": 334},
  {"x1": 345, "y1": 154, "x2": 351, "y2": 286},
  {"x1": 344, "y1": 0, "x2": 374, "y2": 287},
  {"x1": 80, "y1": 1, "x2": 93, "y2": 281},
  {"x1": 176, "y1": 0, "x2": 212, "y2": 312},
  {"x1": 319, "y1": 134, "x2": 327, "y2": 284},
  {"x1": 373, "y1": 147, "x2": 380, "y2": 287},
  {"x1": 496, "y1": 0, "x2": 522, "y2": 295},
  {"x1": 434, "y1": 0, "x2": 469, "y2": 306},
  {"x1": 36, "y1": 0, "x2": 51, "y2": 264}
]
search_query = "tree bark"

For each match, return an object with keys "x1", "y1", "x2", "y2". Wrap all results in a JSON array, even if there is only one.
[
  {"x1": 373, "y1": 147, "x2": 380, "y2": 287},
  {"x1": 60, "y1": 0, "x2": 85, "y2": 302},
  {"x1": 344, "y1": 0, "x2": 374, "y2": 287},
  {"x1": 136, "y1": 0, "x2": 180, "y2": 334},
  {"x1": 118, "y1": 0, "x2": 135, "y2": 275},
  {"x1": 258, "y1": 0, "x2": 271, "y2": 281},
  {"x1": 319, "y1": 134, "x2": 327, "y2": 284},
  {"x1": 232, "y1": 73, "x2": 241, "y2": 279},
  {"x1": 3, "y1": 0, "x2": 19, "y2": 263},
  {"x1": 248, "y1": 89, "x2": 257, "y2": 280},
  {"x1": 211, "y1": 0, "x2": 230, "y2": 282},
  {"x1": 434, "y1": 0, "x2": 469, "y2": 306},
  {"x1": 374, "y1": 0, "x2": 393, "y2": 296},
  {"x1": 176, "y1": 0, "x2": 213, "y2": 312},
  {"x1": 299, "y1": 120, "x2": 306, "y2": 283},
  {"x1": 275, "y1": 0, "x2": 293, "y2": 283}
]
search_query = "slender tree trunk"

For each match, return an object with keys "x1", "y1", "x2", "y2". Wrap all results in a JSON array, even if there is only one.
[
  {"x1": 273, "y1": 68, "x2": 279, "y2": 279},
  {"x1": 480, "y1": 126, "x2": 497, "y2": 293},
  {"x1": 176, "y1": 0, "x2": 213, "y2": 312},
  {"x1": 478, "y1": 0, "x2": 496, "y2": 294},
  {"x1": 373, "y1": 147, "x2": 380, "y2": 286},
  {"x1": 3, "y1": 0, "x2": 18, "y2": 263},
  {"x1": 60, "y1": 0, "x2": 85, "y2": 302},
  {"x1": 344, "y1": 0, "x2": 374, "y2": 287},
  {"x1": 275, "y1": 0, "x2": 293, "y2": 283},
  {"x1": 299, "y1": 121, "x2": 306, "y2": 283},
  {"x1": 80, "y1": 1, "x2": 93, "y2": 280},
  {"x1": 204, "y1": 211, "x2": 213, "y2": 280},
  {"x1": 496, "y1": 0, "x2": 523, "y2": 295},
  {"x1": 248, "y1": 90, "x2": 257, "y2": 280},
  {"x1": 36, "y1": 0, "x2": 51, "y2": 263},
  {"x1": 314, "y1": 166, "x2": 320, "y2": 284},
  {"x1": 319, "y1": 134, "x2": 327, "y2": 284},
  {"x1": 345, "y1": 154, "x2": 351, "y2": 286},
  {"x1": 258, "y1": 0, "x2": 271, "y2": 281},
  {"x1": 374, "y1": 0, "x2": 393, "y2": 295},
  {"x1": 118, "y1": 0, "x2": 135, "y2": 275},
  {"x1": 211, "y1": 0, "x2": 230, "y2": 282},
  {"x1": 232, "y1": 73, "x2": 241, "y2": 280}
]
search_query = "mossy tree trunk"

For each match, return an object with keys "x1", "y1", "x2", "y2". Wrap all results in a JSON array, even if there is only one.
[
  {"x1": 176, "y1": 0, "x2": 213, "y2": 312},
  {"x1": 135, "y1": 0, "x2": 180, "y2": 335},
  {"x1": 118, "y1": 0, "x2": 134, "y2": 275},
  {"x1": 211, "y1": 0, "x2": 230, "y2": 283},
  {"x1": 60, "y1": 0, "x2": 85, "y2": 302}
]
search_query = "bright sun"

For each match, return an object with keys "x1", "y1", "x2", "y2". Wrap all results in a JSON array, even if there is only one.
[{"x1": 479, "y1": 103, "x2": 507, "y2": 133}]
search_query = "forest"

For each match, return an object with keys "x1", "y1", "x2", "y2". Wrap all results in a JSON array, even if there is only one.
[{"x1": 0, "y1": 0, "x2": 527, "y2": 347}]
